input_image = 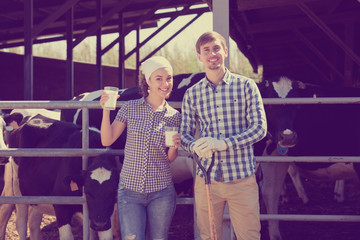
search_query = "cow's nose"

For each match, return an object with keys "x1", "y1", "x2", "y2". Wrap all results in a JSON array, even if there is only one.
[
  {"x1": 91, "y1": 219, "x2": 109, "y2": 231},
  {"x1": 283, "y1": 129, "x2": 293, "y2": 135},
  {"x1": 93, "y1": 221, "x2": 106, "y2": 228},
  {"x1": 278, "y1": 129, "x2": 298, "y2": 147}
]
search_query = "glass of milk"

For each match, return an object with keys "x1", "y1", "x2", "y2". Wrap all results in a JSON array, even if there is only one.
[
  {"x1": 104, "y1": 86, "x2": 119, "y2": 110},
  {"x1": 165, "y1": 126, "x2": 178, "y2": 147}
]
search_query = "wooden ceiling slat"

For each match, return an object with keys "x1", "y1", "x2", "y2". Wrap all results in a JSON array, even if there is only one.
[
  {"x1": 247, "y1": 11, "x2": 360, "y2": 34},
  {"x1": 293, "y1": 29, "x2": 345, "y2": 81},
  {"x1": 72, "y1": 1, "x2": 131, "y2": 47},
  {"x1": 291, "y1": 44, "x2": 330, "y2": 84},
  {"x1": 100, "y1": 0, "x2": 173, "y2": 55},
  {"x1": 0, "y1": 0, "x2": 358, "y2": 87},
  {"x1": 297, "y1": 2, "x2": 360, "y2": 68},
  {"x1": 32, "y1": 0, "x2": 80, "y2": 39},
  {"x1": 236, "y1": 0, "x2": 317, "y2": 11}
]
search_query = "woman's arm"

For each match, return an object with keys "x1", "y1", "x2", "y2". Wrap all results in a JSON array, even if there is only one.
[
  {"x1": 101, "y1": 110, "x2": 126, "y2": 146},
  {"x1": 100, "y1": 91, "x2": 126, "y2": 146}
]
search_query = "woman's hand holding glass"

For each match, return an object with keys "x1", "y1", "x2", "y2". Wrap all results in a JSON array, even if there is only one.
[
  {"x1": 100, "y1": 91, "x2": 119, "y2": 110},
  {"x1": 169, "y1": 133, "x2": 181, "y2": 149}
]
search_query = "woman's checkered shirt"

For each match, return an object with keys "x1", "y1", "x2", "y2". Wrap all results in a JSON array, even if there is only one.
[{"x1": 116, "y1": 98, "x2": 181, "y2": 193}]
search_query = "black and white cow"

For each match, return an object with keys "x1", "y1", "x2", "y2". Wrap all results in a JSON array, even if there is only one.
[
  {"x1": 257, "y1": 76, "x2": 360, "y2": 240},
  {"x1": 0, "y1": 109, "x2": 67, "y2": 240},
  {"x1": 7, "y1": 114, "x2": 120, "y2": 240}
]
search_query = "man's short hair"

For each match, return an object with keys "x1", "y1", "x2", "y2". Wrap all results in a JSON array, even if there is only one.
[{"x1": 196, "y1": 31, "x2": 227, "y2": 54}]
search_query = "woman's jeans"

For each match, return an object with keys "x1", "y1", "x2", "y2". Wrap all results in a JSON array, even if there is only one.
[{"x1": 117, "y1": 184, "x2": 176, "y2": 240}]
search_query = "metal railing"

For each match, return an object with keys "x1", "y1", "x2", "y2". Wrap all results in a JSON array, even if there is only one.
[{"x1": 0, "y1": 97, "x2": 360, "y2": 239}]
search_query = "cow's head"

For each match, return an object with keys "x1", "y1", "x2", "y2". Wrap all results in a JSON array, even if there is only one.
[
  {"x1": 68, "y1": 153, "x2": 120, "y2": 231},
  {"x1": 258, "y1": 76, "x2": 310, "y2": 155}
]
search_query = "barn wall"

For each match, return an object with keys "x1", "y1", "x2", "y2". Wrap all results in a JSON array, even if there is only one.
[{"x1": 0, "y1": 52, "x2": 137, "y2": 101}]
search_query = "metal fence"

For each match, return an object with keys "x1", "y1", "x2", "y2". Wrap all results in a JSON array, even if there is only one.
[{"x1": 1, "y1": 97, "x2": 360, "y2": 239}]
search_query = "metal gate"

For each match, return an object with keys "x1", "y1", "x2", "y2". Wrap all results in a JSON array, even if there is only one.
[{"x1": 1, "y1": 97, "x2": 360, "y2": 240}]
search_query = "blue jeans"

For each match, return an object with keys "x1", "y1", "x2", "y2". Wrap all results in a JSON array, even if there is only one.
[{"x1": 117, "y1": 184, "x2": 176, "y2": 240}]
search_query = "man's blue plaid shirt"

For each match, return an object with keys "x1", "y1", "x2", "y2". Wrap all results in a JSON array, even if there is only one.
[{"x1": 180, "y1": 69, "x2": 267, "y2": 182}]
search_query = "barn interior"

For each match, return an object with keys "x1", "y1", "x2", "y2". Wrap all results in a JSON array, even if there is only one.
[{"x1": 0, "y1": 0, "x2": 359, "y2": 101}]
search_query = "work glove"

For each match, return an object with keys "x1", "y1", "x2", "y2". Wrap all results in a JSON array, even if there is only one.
[
  {"x1": 193, "y1": 144, "x2": 213, "y2": 159},
  {"x1": 192, "y1": 137, "x2": 227, "y2": 158}
]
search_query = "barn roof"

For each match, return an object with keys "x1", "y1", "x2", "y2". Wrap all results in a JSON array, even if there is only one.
[
  {"x1": 0, "y1": 0, "x2": 209, "y2": 99},
  {"x1": 220, "y1": 0, "x2": 360, "y2": 87},
  {"x1": 0, "y1": 0, "x2": 208, "y2": 48}
]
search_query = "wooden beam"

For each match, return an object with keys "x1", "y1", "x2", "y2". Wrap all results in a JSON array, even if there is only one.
[
  {"x1": 32, "y1": 0, "x2": 80, "y2": 39},
  {"x1": 213, "y1": 0, "x2": 229, "y2": 67},
  {"x1": 236, "y1": 0, "x2": 316, "y2": 11},
  {"x1": 141, "y1": 13, "x2": 204, "y2": 63},
  {"x1": 293, "y1": 29, "x2": 345, "y2": 81},
  {"x1": 327, "y1": 0, "x2": 343, "y2": 14},
  {"x1": 247, "y1": 11, "x2": 360, "y2": 34},
  {"x1": 101, "y1": 0, "x2": 174, "y2": 56},
  {"x1": 73, "y1": 1, "x2": 131, "y2": 47},
  {"x1": 118, "y1": 11, "x2": 125, "y2": 89},
  {"x1": 230, "y1": 12, "x2": 259, "y2": 71},
  {"x1": 344, "y1": 23, "x2": 355, "y2": 87},
  {"x1": 297, "y1": 2, "x2": 360, "y2": 68},
  {"x1": 291, "y1": 44, "x2": 331, "y2": 84},
  {"x1": 96, "y1": 0, "x2": 102, "y2": 90},
  {"x1": 66, "y1": 7, "x2": 74, "y2": 99},
  {"x1": 124, "y1": 6, "x2": 189, "y2": 60},
  {"x1": 24, "y1": 0, "x2": 33, "y2": 100}
]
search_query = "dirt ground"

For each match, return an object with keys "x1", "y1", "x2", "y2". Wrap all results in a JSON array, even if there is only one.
[
  {"x1": 5, "y1": 176, "x2": 360, "y2": 240},
  {"x1": 4, "y1": 204, "x2": 194, "y2": 240},
  {"x1": 260, "y1": 176, "x2": 360, "y2": 240}
]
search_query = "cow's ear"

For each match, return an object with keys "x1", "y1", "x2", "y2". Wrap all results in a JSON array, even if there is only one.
[
  {"x1": 64, "y1": 174, "x2": 84, "y2": 191},
  {"x1": 4, "y1": 113, "x2": 24, "y2": 126}
]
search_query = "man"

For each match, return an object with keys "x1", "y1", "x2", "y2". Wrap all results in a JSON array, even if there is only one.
[{"x1": 180, "y1": 31, "x2": 267, "y2": 240}]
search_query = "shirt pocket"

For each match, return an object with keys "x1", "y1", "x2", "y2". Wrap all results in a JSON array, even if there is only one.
[
  {"x1": 226, "y1": 96, "x2": 243, "y2": 116},
  {"x1": 127, "y1": 117, "x2": 148, "y2": 136}
]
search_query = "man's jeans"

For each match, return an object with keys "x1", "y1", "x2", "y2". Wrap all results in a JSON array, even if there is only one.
[{"x1": 117, "y1": 184, "x2": 176, "y2": 240}]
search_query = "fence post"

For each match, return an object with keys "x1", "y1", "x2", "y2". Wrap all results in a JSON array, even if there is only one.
[{"x1": 82, "y1": 107, "x2": 90, "y2": 240}]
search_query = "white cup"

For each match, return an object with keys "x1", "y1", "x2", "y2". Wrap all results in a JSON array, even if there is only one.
[
  {"x1": 165, "y1": 126, "x2": 178, "y2": 147},
  {"x1": 104, "y1": 86, "x2": 119, "y2": 110}
]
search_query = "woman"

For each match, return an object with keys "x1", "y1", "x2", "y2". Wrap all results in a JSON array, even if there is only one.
[{"x1": 100, "y1": 56, "x2": 181, "y2": 240}]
